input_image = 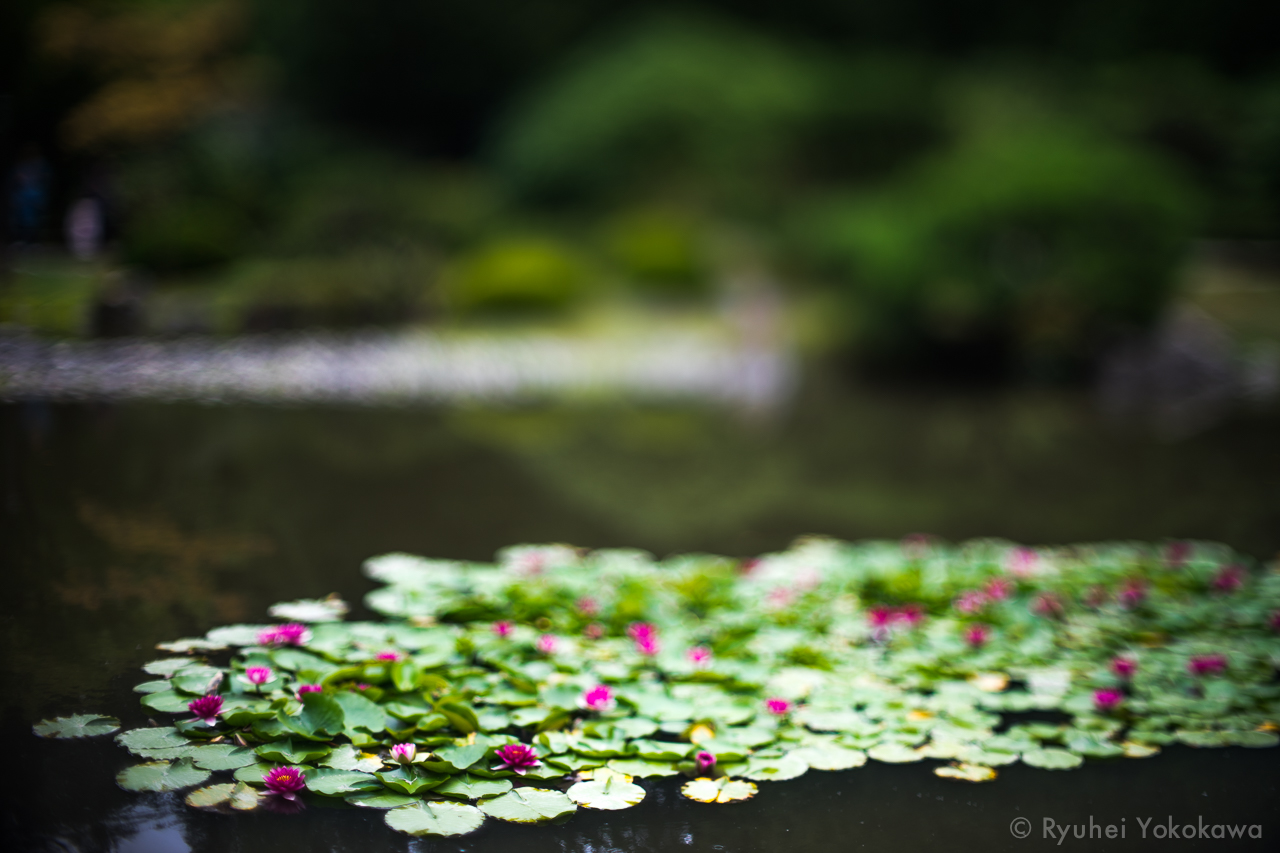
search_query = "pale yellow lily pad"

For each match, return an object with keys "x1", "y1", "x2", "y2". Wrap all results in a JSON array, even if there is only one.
[
  {"x1": 935, "y1": 763, "x2": 997, "y2": 782},
  {"x1": 681, "y1": 777, "x2": 758, "y2": 803}
]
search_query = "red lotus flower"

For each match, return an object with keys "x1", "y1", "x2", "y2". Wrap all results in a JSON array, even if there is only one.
[
  {"x1": 579, "y1": 685, "x2": 616, "y2": 712},
  {"x1": 765, "y1": 697, "x2": 793, "y2": 716},
  {"x1": 188, "y1": 694, "x2": 223, "y2": 725},
  {"x1": 295, "y1": 684, "x2": 322, "y2": 700},
  {"x1": 263, "y1": 766, "x2": 306, "y2": 800},
  {"x1": 1188, "y1": 654, "x2": 1227, "y2": 676},
  {"x1": 964, "y1": 624, "x2": 990, "y2": 648},
  {"x1": 493, "y1": 743, "x2": 541, "y2": 775},
  {"x1": 695, "y1": 751, "x2": 716, "y2": 774},
  {"x1": 1111, "y1": 656, "x2": 1137, "y2": 679},
  {"x1": 687, "y1": 646, "x2": 712, "y2": 668},
  {"x1": 1211, "y1": 564, "x2": 1246, "y2": 593},
  {"x1": 1093, "y1": 689, "x2": 1124, "y2": 713},
  {"x1": 258, "y1": 623, "x2": 309, "y2": 647}
]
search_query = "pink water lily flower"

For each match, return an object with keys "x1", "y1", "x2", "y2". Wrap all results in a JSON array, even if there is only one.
[
  {"x1": 1211, "y1": 564, "x2": 1246, "y2": 593},
  {"x1": 584, "y1": 622, "x2": 604, "y2": 640},
  {"x1": 984, "y1": 578, "x2": 1014, "y2": 600},
  {"x1": 375, "y1": 651, "x2": 401, "y2": 662},
  {"x1": 627, "y1": 622, "x2": 656, "y2": 641},
  {"x1": 1117, "y1": 579, "x2": 1146, "y2": 610},
  {"x1": 187, "y1": 694, "x2": 223, "y2": 725},
  {"x1": 535, "y1": 634, "x2": 558, "y2": 654},
  {"x1": 635, "y1": 635, "x2": 660, "y2": 656},
  {"x1": 263, "y1": 766, "x2": 306, "y2": 800},
  {"x1": 695, "y1": 750, "x2": 717, "y2": 774},
  {"x1": 578, "y1": 684, "x2": 616, "y2": 713},
  {"x1": 1006, "y1": 547, "x2": 1039, "y2": 577},
  {"x1": 964, "y1": 624, "x2": 990, "y2": 648},
  {"x1": 295, "y1": 684, "x2": 322, "y2": 700},
  {"x1": 954, "y1": 590, "x2": 988, "y2": 614},
  {"x1": 243, "y1": 666, "x2": 273, "y2": 687},
  {"x1": 1111, "y1": 656, "x2": 1137, "y2": 679},
  {"x1": 493, "y1": 743, "x2": 541, "y2": 775},
  {"x1": 765, "y1": 697, "x2": 793, "y2": 716},
  {"x1": 389, "y1": 743, "x2": 417, "y2": 764},
  {"x1": 577, "y1": 597, "x2": 600, "y2": 617},
  {"x1": 1093, "y1": 689, "x2": 1124, "y2": 713},
  {"x1": 1188, "y1": 654, "x2": 1228, "y2": 676},
  {"x1": 492, "y1": 621, "x2": 514, "y2": 638},
  {"x1": 258, "y1": 623, "x2": 310, "y2": 647},
  {"x1": 687, "y1": 646, "x2": 712, "y2": 668}
]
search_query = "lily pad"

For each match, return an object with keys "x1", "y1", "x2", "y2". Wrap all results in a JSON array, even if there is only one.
[
  {"x1": 184, "y1": 781, "x2": 262, "y2": 811},
  {"x1": 256, "y1": 739, "x2": 332, "y2": 765},
  {"x1": 322, "y1": 744, "x2": 384, "y2": 772},
  {"x1": 269, "y1": 597, "x2": 349, "y2": 623},
  {"x1": 791, "y1": 745, "x2": 867, "y2": 771},
  {"x1": 346, "y1": 791, "x2": 419, "y2": 809},
  {"x1": 433, "y1": 774, "x2": 513, "y2": 800},
  {"x1": 189, "y1": 744, "x2": 259, "y2": 770},
  {"x1": 116, "y1": 727, "x2": 189, "y2": 754},
  {"x1": 741, "y1": 753, "x2": 808, "y2": 782},
  {"x1": 143, "y1": 658, "x2": 200, "y2": 677},
  {"x1": 306, "y1": 767, "x2": 383, "y2": 796},
  {"x1": 1021, "y1": 748, "x2": 1084, "y2": 770},
  {"x1": 480, "y1": 788, "x2": 578, "y2": 823},
  {"x1": 33, "y1": 714, "x2": 120, "y2": 739},
  {"x1": 607, "y1": 758, "x2": 680, "y2": 777},
  {"x1": 435, "y1": 741, "x2": 489, "y2": 770},
  {"x1": 141, "y1": 691, "x2": 197, "y2": 714},
  {"x1": 935, "y1": 763, "x2": 997, "y2": 782},
  {"x1": 376, "y1": 766, "x2": 449, "y2": 795},
  {"x1": 117, "y1": 759, "x2": 211, "y2": 792},
  {"x1": 681, "y1": 777, "x2": 758, "y2": 803},
  {"x1": 566, "y1": 775, "x2": 647, "y2": 810},
  {"x1": 867, "y1": 743, "x2": 925, "y2": 764},
  {"x1": 384, "y1": 800, "x2": 486, "y2": 837}
]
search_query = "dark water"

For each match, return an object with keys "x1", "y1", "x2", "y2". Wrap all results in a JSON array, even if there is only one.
[{"x1": 3, "y1": 378, "x2": 1279, "y2": 852}]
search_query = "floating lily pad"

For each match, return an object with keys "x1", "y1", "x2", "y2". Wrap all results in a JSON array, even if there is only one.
[
  {"x1": 1228, "y1": 731, "x2": 1279, "y2": 748},
  {"x1": 190, "y1": 744, "x2": 259, "y2": 770},
  {"x1": 185, "y1": 782, "x2": 236, "y2": 809},
  {"x1": 143, "y1": 658, "x2": 201, "y2": 677},
  {"x1": 346, "y1": 791, "x2": 419, "y2": 809},
  {"x1": 1122, "y1": 741, "x2": 1161, "y2": 758},
  {"x1": 116, "y1": 727, "x2": 189, "y2": 754},
  {"x1": 33, "y1": 714, "x2": 120, "y2": 739},
  {"x1": 741, "y1": 753, "x2": 808, "y2": 781},
  {"x1": 384, "y1": 800, "x2": 486, "y2": 837},
  {"x1": 480, "y1": 788, "x2": 578, "y2": 823},
  {"x1": 867, "y1": 743, "x2": 925, "y2": 764},
  {"x1": 269, "y1": 597, "x2": 349, "y2": 623},
  {"x1": 566, "y1": 775, "x2": 647, "y2": 810},
  {"x1": 157, "y1": 638, "x2": 228, "y2": 653},
  {"x1": 433, "y1": 774, "x2": 513, "y2": 800},
  {"x1": 791, "y1": 745, "x2": 867, "y2": 771},
  {"x1": 322, "y1": 744, "x2": 384, "y2": 772},
  {"x1": 935, "y1": 763, "x2": 997, "y2": 782},
  {"x1": 256, "y1": 739, "x2": 332, "y2": 765},
  {"x1": 681, "y1": 777, "x2": 758, "y2": 803},
  {"x1": 141, "y1": 691, "x2": 197, "y2": 714},
  {"x1": 607, "y1": 758, "x2": 680, "y2": 777},
  {"x1": 117, "y1": 759, "x2": 211, "y2": 792},
  {"x1": 376, "y1": 767, "x2": 449, "y2": 795},
  {"x1": 1021, "y1": 748, "x2": 1084, "y2": 770},
  {"x1": 306, "y1": 767, "x2": 383, "y2": 796}
]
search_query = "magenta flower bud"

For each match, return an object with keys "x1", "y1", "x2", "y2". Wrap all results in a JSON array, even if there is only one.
[
  {"x1": 576, "y1": 597, "x2": 599, "y2": 617},
  {"x1": 295, "y1": 684, "x2": 322, "y2": 700},
  {"x1": 578, "y1": 685, "x2": 616, "y2": 713},
  {"x1": 535, "y1": 634, "x2": 558, "y2": 655},
  {"x1": 1111, "y1": 656, "x2": 1137, "y2": 679},
  {"x1": 243, "y1": 666, "x2": 273, "y2": 686},
  {"x1": 626, "y1": 622, "x2": 656, "y2": 641},
  {"x1": 1117, "y1": 579, "x2": 1146, "y2": 610},
  {"x1": 1165, "y1": 541, "x2": 1191, "y2": 568},
  {"x1": 188, "y1": 694, "x2": 223, "y2": 724},
  {"x1": 635, "y1": 635, "x2": 660, "y2": 657},
  {"x1": 1006, "y1": 547, "x2": 1039, "y2": 577},
  {"x1": 1032, "y1": 593, "x2": 1064, "y2": 619},
  {"x1": 984, "y1": 578, "x2": 1014, "y2": 601},
  {"x1": 687, "y1": 646, "x2": 712, "y2": 667},
  {"x1": 954, "y1": 590, "x2": 988, "y2": 615},
  {"x1": 867, "y1": 606, "x2": 894, "y2": 629},
  {"x1": 765, "y1": 697, "x2": 792, "y2": 716},
  {"x1": 695, "y1": 751, "x2": 716, "y2": 774},
  {"x1": 1211, "y1": 564, "x2": 1246, "y2": 593},
  {"x1": 1188, "y1": 654, "x2": 1227, "y2": 677},
  {"x1": 1093, "y1": 689, "x2": 1124, "y2": 713},
  {"x1": 390, "y1": 743, "x2": 416, "y2": 764},
  {"x1": 964, "y1": 624, "x2": 990, "y2": 648},
  {"x1": 375, "y1": 651, "x2": 400, "y2": 662},
  {"x1": 895, "y1": 604, "x2": 925, "y2": 628},
  {"x1": 493, "y1": 743, "x2": 541, "y2": 774},
  {"x1": 258, "y1": 623, "x2": 309, "y2": 647},
  {"x1": 263, "y1": 766, "x2": 306, "y2": 800},
  {"x1": 493, "y1": 621, "x2": 514, "y2": 638},
  {"x1": 584, "y1": 622, "x2": 604, "y2": 640},
  {"x1": 738, "y1": 557, "x2": 761, "y2": 575}
]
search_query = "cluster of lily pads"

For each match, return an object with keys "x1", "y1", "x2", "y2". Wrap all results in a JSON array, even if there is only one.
[{"x1": 36, "y1": 537, "x2": 1280, "y2": 838}]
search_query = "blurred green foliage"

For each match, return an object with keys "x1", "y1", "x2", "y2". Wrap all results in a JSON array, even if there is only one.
[
  {"x1": 603, "y1": 209, "x2": 708, "y2": 295},
  {"x1": 444, "y1": 238, "x2": 590, "y2": 314},
  {"x1": 0, "y1": 257, "x2": 100, "y2": 336}
]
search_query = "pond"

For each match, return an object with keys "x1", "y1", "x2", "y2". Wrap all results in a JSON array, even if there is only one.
[{"x1": 3, "y1": 371, "x2": 1279, "y2": 852}]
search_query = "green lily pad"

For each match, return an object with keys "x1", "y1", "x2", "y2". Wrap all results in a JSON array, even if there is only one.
[
  {"x1": 141, "y1": 691, "x2": 197, "y2": 714},
  {"x1": 143, "y1": 658, "x2": 201, "y2": 677},
  {"x1": 433, "y1": 774, "x2": 513, "y2": 800},
  {"x1": 435, "y1": 742, "x2": 489, "y2": 770},
  {"x1": 1228, "y1": 730, "x2": 1279, "y2": 748},
  {"x1": 189, "y1": 744, "x2": 259, "y2": 770},
  {"x1": 322, "y1": 744, "x2": 384, "y2": 772},
  {"x1": 607, "y1": 758, "x2": 680, "y2": 777},
  {"x1": 171, "y1": 666, "x2": 225, "y2": 695},
  {"x1": 376, "y1": 767, "x2": 449, "y2": 795},
  {"x1": 346, "y1": 791, "x2": 420, "y2": 809},
  {"x1": 256, "y1": 738, "x2": 332, "y2": 765},
  {"x1": 480, "y1": 788, "x2": 578, "y2": 823},
  {"x1": 269, "y1": 597, "x2": 349, "y2": 622},
  {"x1": 867, "y1": 743, "x2": 925, "y2": 764},
  {"x1": 306, "y1": 767, "x2": 383, "y2": 796},
  {"x1": 284, "y1": 693, "x2": 345, "y2": 739},
  {"x1": 333, "y1": 691, "x2": 388, "y2": 734},
  {"x1": 566, "y1": 775, "x2": 647, "y2": 810},
  {"x1": 791, "y1": 745, "x2": 867, "y2": 771},
  {"x1": 185, "y1": 782, "x2": 236, "y2": 809},
  {"x1": 157, "y1": 638, "x2": 228, "y2": 654},
  {"x1": 384, "y1": 800, "x2": 486, "y2": 837},
  {"x1": 681, "y1": 777, "x2": 758, "y2": 803},
  {"x1": 116, "y1": 727, "x2": 189, "y2": 754},
  {"x1": 741, "y1": 753, "x2": 808, "y2": 782},
  {"x1": 133, "y1": 680, "x2": 174, "y2": 695},
  {"x1": 1021, "y1": 748, "x2": 1084, "y2": 770},
  {"x1": 629, "y1": 739, "x2": 691, "y2": 760},
  {"x1": 33, "y1": 714, "x2": 120, "y2": 739},
  {"x1": 117, "y1": 759, "x2": 212, "y2": 792}
]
